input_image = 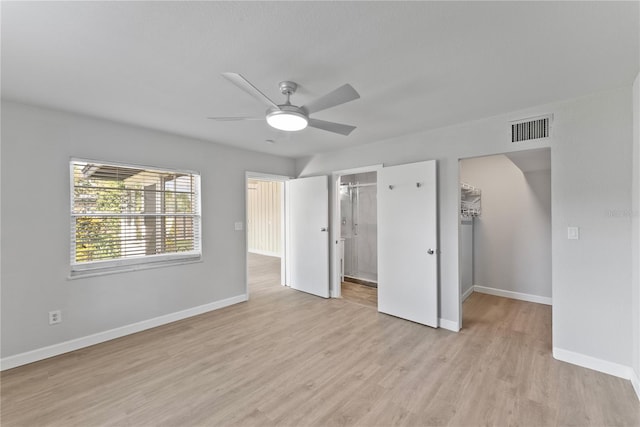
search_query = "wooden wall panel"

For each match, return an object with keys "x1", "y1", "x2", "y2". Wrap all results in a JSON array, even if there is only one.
[{"x1": 247, "y1": 180, "x2": 282, "y2": 256}]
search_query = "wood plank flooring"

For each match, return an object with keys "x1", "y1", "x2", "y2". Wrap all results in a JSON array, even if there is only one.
[
  {"x1": 341, "y1": 281, "x2": 377, "y2": 308},
  {"x1": 1, "y1": 254, "x2": 638, "y2": 426},
  {"x1": 248, "y1": 252, "x2": 281, "y2": 291}
]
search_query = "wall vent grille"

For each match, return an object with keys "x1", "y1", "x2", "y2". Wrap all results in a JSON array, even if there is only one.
[{"x1": 511, "y1": 115, "x2": 551, "y2": 143}]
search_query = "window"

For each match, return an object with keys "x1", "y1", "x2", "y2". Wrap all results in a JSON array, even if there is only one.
[{"x1": 70, "y1": 159, "x2": 201, "y2": 276}]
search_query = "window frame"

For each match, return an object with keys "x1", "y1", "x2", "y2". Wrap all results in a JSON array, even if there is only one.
[{"x1": 69, "y1": 158, "x2": 202, "y2": 278}]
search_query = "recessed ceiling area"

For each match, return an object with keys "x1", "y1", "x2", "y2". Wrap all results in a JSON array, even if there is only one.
[{"x1": 2, "y1": 1, "x2": 638, "y2": 158}]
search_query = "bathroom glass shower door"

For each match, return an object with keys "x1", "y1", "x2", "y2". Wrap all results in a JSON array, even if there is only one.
[{"x1": 340, "y1": 177, "x2": 377, "y2": 284}]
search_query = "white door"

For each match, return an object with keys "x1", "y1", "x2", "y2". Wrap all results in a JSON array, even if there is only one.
[
  {"x1": 285, "y1": 176, "x2": 330, "y2": 298},
  {"x1": 378, "y1": 160, "x2": 438, "y2": 327}
]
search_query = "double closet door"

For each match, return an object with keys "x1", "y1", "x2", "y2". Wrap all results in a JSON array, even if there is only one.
[{"x1": 285, "y1": 160, "x2": 438, "y2": 328}]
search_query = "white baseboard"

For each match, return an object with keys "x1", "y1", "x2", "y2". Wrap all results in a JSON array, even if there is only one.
[
  {"x1": 553, "y1": 347, "x2": 634, "y2": 380},
  {"x1": 474, "y1": 285, "x2": 552, "y2": 306},
  {"x1": 439, "y1": 318, "x2": 460, "y2": 332},
  {"x1": 0, "y1": 294, "x2": 248, "y2": 371},
  {"x1": 631, "y1": 369, "x2": 640, "y2": 402},
  {"x1": 248, "y1": 249, "x2": 281, "y2": 258},
  {"x1": 461, "y1": 286, "x2": 474, "y2": 302}
]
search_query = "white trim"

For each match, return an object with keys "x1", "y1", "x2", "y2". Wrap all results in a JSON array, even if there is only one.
[
  {"x1": 631, "y1": 370, "x2": 640, "y2": 402},
  {"x1": 342, "y1": 275, "x2": 377, "y2": 285},
  {"x1": 69, "y1": 255, "x2": 202, "y2": 279},
  {"x1": 331, "y1": 177, "x2": 343, "y2": 299},
  {"x1": 245, "y1": 171, "x2": 292, "y2": 182},
  {"x1": 474, "y1": 285, "x2": 552, "y2": 305},
  {"x1": 438, "y1": 318, "x2": 460, "y2": 332},
  {"x1": 0, "y1": 294, "x2": 247, "y2": 371},
  {"x1": 553, "y1": 347, "x2": 634, "y2": 380},
  {"x1": 462, "y1": 286, "x2": 474, "y2": 302},
  {"x1": 280, "y1": 181, "x2": 286, "y2": 287}
]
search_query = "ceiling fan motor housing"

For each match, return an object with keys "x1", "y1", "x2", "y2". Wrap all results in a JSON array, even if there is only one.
[{"x1": 279, "y1": 81, "x2": 298, "y2": 95}]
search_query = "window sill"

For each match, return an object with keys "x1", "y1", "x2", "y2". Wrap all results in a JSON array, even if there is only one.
[{"x1": 69, "y1": 255, "x2": 202, "y2": 280}]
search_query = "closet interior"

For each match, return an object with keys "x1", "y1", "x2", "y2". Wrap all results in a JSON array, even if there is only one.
[{"x1": 460, "y1": 182, "x2": 481, "y2": 301}]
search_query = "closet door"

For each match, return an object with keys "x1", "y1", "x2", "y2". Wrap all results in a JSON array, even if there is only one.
[
  {"x1": 285, "y1": 176, "x2": 330, "y2": 298},
  {"x1": 378, "y1": 160, "x2": 438, "y2": 327}
]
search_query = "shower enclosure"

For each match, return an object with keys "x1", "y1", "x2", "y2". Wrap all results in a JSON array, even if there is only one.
[{"x1": 340, "y1": 172, "x2": 377, "y2": 285}]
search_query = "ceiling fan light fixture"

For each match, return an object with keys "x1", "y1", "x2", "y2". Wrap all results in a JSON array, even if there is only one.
[
  {"x1": 266, "y1": 107, "x2": 308, "y2": 131},
  {"x1": 213, "y1": 74, "x2": 359, "y2": 135}
]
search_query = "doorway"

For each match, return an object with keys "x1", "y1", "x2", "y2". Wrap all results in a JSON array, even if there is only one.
[
  {"x1": 245, "y1": 173, "x2": 287, "y2": 297},
  {"x1": 331, "y1": 160, "x2": 439, "y2": 329},
  {"x1": 458, "y1": 148, "x2": 552, "y2": 324},
  {"x1": 331, "y1": 165, "x2": 382, "y2": 304},
  {"x1": 339, "y1": 171, "x2": 378, "y2": 308}
]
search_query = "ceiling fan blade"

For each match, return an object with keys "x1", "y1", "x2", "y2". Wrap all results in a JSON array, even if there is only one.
[
  {"x1": 308, "y1": 118, "x2": 356, "y2": 136},
  {"x1": 302, "y1": 84, "x2": 360, "y2": 114},
  {"x1": 221, "y1": 72, "x2": 279, "y2": 109},
  {"x1": 207, "y1": 116, "x2": 263, "y2": 121}
]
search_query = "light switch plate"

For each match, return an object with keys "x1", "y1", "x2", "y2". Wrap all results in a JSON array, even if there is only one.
[
  {"x1": 234, "y1": 221, "x2": 243, "y2": 231},
  {"x1": 567, "y1": 226, "x2": 579, "y2": 240}
]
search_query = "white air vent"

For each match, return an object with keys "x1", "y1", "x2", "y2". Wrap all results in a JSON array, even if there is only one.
[{"x1": 511, "y1": 115, "x2": 551, "y2": 143}]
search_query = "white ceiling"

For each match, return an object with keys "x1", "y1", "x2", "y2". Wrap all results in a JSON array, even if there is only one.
[{"x1": 2, "y1": 1, "x2": 638, "y2": 158}]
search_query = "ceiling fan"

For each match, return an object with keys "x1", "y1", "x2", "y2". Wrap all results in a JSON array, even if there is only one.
[{"x1": 208, "y1": 73, "x2": 360, "y2": 136}]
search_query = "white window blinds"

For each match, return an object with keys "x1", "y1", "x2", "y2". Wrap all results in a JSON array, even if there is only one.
[{"x1": 71, "y1": 159, "x2": 201, "y2": 274}]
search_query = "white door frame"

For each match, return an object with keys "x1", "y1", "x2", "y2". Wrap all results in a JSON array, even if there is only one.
[
  {"x1": 330, "y1": 164, "x2": 383, "y2": 298},
  {"x1": 245, "y1": 172, "x2": 291, "y2": 298}
]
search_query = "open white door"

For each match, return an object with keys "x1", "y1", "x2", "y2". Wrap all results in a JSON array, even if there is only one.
[
  {"x1": 378, "y1": 160, "x2": 438, "y2": 327},
  {"x1": 285, "y1": 176, "x2": 330, "y2": 298}
]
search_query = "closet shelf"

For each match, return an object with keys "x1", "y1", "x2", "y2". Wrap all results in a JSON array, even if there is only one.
[{"x1": 460, "y1": 182, "x2": 481, "y2": 218}]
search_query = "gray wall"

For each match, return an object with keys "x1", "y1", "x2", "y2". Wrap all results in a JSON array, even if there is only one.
[
  {"x1": 460, "y1": 154, "x2": 551, "y2": 299},
  {"x1": 297, "y1": 86, "x2": 634, "y2": 369},
  {"x1": 551, "y1": 88, "x2": 632, "y2": 367},
  {"x1": 0, "y1": 101, "x2": 296, "y2": 358}
]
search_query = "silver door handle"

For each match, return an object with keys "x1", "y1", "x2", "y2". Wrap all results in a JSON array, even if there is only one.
[
  {"x1": 427, "y1": 249, "x2": 435, "y2": 255},
  {"x1": 320, "y1": 227, "x2": 328, "y2": 232}
]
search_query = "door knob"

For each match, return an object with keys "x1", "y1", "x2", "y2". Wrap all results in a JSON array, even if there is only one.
[
  {"x1": 320, "y1": 227, "x2": 328, "y2": 232},
  {"x1": 427, "y1": 249, "x2": 435, "y2": 255}
]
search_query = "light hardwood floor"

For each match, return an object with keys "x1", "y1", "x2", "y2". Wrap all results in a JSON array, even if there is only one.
[
  {"x1": 341, "y1": 281, "x2": 377, "y2": 308},
  {"x1": 1, "y1": 254, "x2": 639, "y2": 426}
]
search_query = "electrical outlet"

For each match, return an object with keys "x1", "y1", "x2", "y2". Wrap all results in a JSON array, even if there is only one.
[{"x1": 49, "y1": 310, "x2": 62, "y2": 325}]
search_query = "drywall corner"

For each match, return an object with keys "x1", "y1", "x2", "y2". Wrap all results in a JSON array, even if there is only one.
[{"x1": 439, "y1": 318, "x2": 460, "y2": 332}]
